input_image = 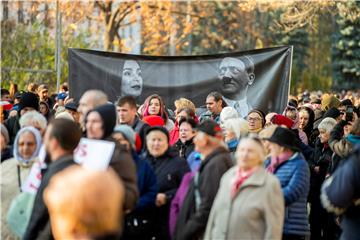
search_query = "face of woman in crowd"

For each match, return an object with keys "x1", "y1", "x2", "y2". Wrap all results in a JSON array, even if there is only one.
[
  {"x1": 176, "y1": 109, "x2": 189, "y2": 122},
  {"x1": 86, "y1": 112, "x2": 104, "y2": 139},
  {"x1": 149, "y1": 98, "x2": 161, "y2": 115},
  {"x1": 268, "y1": 142, "x2": 285, "y2": 158},
  {"x1": 224, "y1": 128, "x2": 236, "y2": 142},
  {"x1": 146, "y1": 130, "x2": 168, "y2": 157},
  {"x1": 247, "y1": 112, "x2": 263, "y2": 131},
  {"x1": 179, "y1": 122, "x2": 195, "y2": 143},
  {"x1": 121, "y1": 60, "x2": 143, "y2": 97},
  {"x1": 299, "y1": 110, "x2": 309, "y2": 130},
  {"x1": 319, "y1": 128, "x2": 330, "y2": 143},
  {"x1": 18, "y1": 131, "x2": 37, "y2": 159},
  {"x1": 39, "y1": 103, "x2": 48, "y2": 116},
  {"x1": 112, "y1": 132, "x2": 131, "y2": 151},
  {"x1": 236, "y1": 139, "x2": 264, "y2": 171},
  {"x1": 343, "y1": 122, "x2": 353, "y2": 136}
]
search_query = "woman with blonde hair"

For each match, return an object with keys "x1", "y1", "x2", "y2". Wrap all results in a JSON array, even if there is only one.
[
  {"x1": 44, "y1": 165, "x2": 125, "y2": 239},
  {"x1": 205, "y1": 137, "x2": 284, "y2": 240}
]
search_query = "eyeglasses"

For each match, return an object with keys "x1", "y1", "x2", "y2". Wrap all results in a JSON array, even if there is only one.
[{"x1": 247, "y1": 117, "x2": 262, "y2": 122}]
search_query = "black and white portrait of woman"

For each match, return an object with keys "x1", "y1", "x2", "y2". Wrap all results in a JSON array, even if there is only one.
[{"x1": 121, "y1": 60, "x2": 143, "y2": 97}]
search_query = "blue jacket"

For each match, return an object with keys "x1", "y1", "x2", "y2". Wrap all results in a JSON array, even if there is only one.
[
  {"x1": 132, "y1": 151, "x2": 158, "y2": 211},
  {"x1": 265, "y1": 152, "x2": 310, "y2": 236}
]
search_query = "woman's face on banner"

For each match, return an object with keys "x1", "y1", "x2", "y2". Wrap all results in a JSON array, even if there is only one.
[{"x1": 121, "y1": 60, "x2": 143, "y2": 97}]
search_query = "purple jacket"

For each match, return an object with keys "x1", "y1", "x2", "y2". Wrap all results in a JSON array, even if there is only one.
[{"x1": 169, "y1": 171, "x2": 195, "y2": 238}]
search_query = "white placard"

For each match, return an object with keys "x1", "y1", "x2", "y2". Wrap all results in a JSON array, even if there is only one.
[{"x1": 74, "y1": 138, "x2": 115, "y2": 171}]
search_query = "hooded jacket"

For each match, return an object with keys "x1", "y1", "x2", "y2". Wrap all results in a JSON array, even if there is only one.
[{"x1": 87, "y1": 104, "x2": 139, "y2": 211}]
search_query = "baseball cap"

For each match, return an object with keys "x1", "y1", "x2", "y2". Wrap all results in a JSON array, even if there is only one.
[{"x1": 195, "y1": 120, "x2": 222, "y2": 137}]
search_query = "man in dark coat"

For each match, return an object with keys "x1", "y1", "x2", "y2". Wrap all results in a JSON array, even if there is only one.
[
  {"x1": 174, "y1": 120, "x2": 233, "y2": 240},
  {"x1": 24, "y1": 119, "x2": 82, "y2": 240}
]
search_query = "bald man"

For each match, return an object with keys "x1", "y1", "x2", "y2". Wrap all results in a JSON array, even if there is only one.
[
  {"x1": 77, "y1": 89, "x2": 108, "y2": 128},
  {"x1": 218, "y1": 56, "x2": 255, "y2": 118}
]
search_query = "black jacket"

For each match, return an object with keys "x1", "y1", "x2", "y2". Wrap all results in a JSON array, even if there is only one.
[
  {"x1": 173, "y1": 147, "x2": 233, "y2": 240},
  {"x1": 308, "y1": 138, "x2": 332, "y2": 202},
  {"x1": 24, "y1": 155, "x2": 76, "y2": 240},
  {"x1": 4, "y1": 114, "x2": 20, "y2": 145},
  {"x1": 145, "y1": 150, "x2": 190, "y2": 239},
  {"x1": 174, "y1": 138, "x2": 195, "y2": 160},
  {"x1": 106, "y1": 136, "x2": 139, "y2": 212}
]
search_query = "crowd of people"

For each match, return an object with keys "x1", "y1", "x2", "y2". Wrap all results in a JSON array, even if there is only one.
[{"x1": 1, "y1": 83, "x2": 359, "y2": 240}]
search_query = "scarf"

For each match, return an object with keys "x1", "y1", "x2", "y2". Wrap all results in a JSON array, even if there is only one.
[
  {"x1": 13, "y1": 126, "x2": 42, "y2": 166},
  {"x1": 266, "y1": 151, "x2": 293, "y2": 173},
  {"x1": 346, "y1": 134, "x2": 360, "y2": 145},
  {"x1": 231, "y1": 167, "x2": 258, "y2": 199}
]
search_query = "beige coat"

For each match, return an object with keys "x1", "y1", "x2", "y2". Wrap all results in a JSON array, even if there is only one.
[{"x1": 204, "y1": 167, "x2": 284, "y2": 240}]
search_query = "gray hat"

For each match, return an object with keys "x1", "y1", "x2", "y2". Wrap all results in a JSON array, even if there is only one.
[
  {"x1": 1, "y1": 124, "x2": 10, "y2": 145},
  {"x1": 113, "y1": 125, "x2": 136, "y2": 148}
]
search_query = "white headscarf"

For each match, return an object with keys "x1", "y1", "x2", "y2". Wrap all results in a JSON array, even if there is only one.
[{"x1": 13, "y1": 126, "x2": 42, "y2": 166}]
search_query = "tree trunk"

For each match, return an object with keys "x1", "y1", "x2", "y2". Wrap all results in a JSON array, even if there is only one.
[
  {"x1": 2, "y1": 1, "x2": 8, "y2": 21},
  {"x1": 17, "y1": 1, "x2": 24, "y2": 24}
]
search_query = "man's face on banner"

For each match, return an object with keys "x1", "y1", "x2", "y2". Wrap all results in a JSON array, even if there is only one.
[
  {"x1": 121, "y1": 60, "x2": 143, "y2": 97},
  {"x1": 218, "y1": 57, "x2": 252, "y2": 96}
]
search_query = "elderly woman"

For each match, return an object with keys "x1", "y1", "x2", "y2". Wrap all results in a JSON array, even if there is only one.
[
  {"x1": 204, "y1": 137, "x2": 284, "y2": 240},
  {"x1": 264, "y1": 126, "x2": 310, "y2": 240},
  {"x1": 140, "y1": 94, "x2": 175, "y2": 131},
  {"x1": 1, "y1": 127, "x2": 42, "y2": 239},
  {"x1": 223, "y1": 118, "x2": 248, "y2": 154},
  {"x1": 19, "y1": 111, "x2": 47, "y2": 136},
  {"x1": 44, "y1": 165, "x2": 125, "y2": 239},
  {"x1": 143, "y1": 126, "x2": 190, "y2": 239},
  {"x1": 298, "y1": 106, "x2": 315, "y2": 140},
  {"x1": 170, "y1": 107, "x2": 198, "y2": 146},
  {"x1": 247, "y1": 109, "x2": 265, "y2": 134}
]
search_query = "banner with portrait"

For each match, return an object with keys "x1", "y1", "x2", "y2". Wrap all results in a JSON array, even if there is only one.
[{"x1": 68, "y1": 46, "x2": 292, "y2": 117}]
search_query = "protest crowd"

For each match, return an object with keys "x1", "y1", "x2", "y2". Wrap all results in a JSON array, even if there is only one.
[{"x1": 1, "y1": 83, "x2": 360, "y2": 240}]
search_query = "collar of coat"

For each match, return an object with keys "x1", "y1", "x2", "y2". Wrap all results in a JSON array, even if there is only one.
[
  {"x1": 231, "y1": 167, "x2": 267, "y2": 191},
  {"x1": 199, "y1": 146, "x2": 229, "y2": 171}
]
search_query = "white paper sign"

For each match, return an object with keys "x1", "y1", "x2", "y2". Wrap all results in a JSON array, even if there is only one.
[{"x1": 74, "y1": 138, "x2": 115, "y2": 170}]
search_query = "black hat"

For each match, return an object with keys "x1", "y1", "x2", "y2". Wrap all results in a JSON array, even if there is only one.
[
  {"x1": 265, "y1": 126, "x2": 300, "y2": 152},
  {"x1": 14, "y1": 91, "x2": 23, "y2": 99},
  {"x1": 195, "y1": 120, "x2": 222, "y2": 137},
  {"x1": 323, "y1": 107, "x2": 341, "y2": 120},
  {"x1": 65, "y1": 102, "x2": 78, "y2": 112},
  {"x1": 18, "y1": 92, "x2": 39, "y2": 112},
  {"x1": 146, "y1": 126, "x2": 169, "y2": 142},
  {"x1": 87, "y1": 104, "x2": 116, "y2": 139},
  {"x1": 340, "y1": 99, "x2": 353, "y2": 107}
]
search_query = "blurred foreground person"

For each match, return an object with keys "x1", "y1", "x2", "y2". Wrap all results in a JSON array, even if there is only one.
[
  {"x1": 321, "y1": 144, "x2": 360, "y2": 240},
  {"x1": 174, "y1": 120, "x2": 233, "y2": 240},
  {"x1": 205, "y1": 138, "x2": 284, "y2": 240},
  {"x1": 44, "y1": 165, "x2": 125, "y2": 239},
  {"x1": 265, "y1": 127, "x2": 310, "y2": 240},
  {"x1": 24, "y1": 119, "x2": 81, "y2": 240}
]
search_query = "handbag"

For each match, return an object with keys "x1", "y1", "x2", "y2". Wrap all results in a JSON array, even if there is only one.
[{"x1": 6, "y1": 191, "x2": 36, "y2": 237}]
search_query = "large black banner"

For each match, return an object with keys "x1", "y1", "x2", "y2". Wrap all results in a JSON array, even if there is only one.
[{"x1": 69, "y1": 46, "x2": 292, "y2": 117}]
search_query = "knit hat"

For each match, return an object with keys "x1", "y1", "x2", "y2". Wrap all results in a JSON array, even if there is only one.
[
  {"x1": 87, "y1": 104, "x2": 117, "y2": 139},
  {"x1": 220, "y1": 106, "x2": 239, "y2": 123},
  {"x1": 113, "y1": 124, "x2": 136, "y2": 148},
  {"x1": 18, "y1": 92, "x2": 39, "y2": 112},
  {"x1": 318, "y1": 117, "x2": 337, "y2": 133},
  {"x1": 248, "y1": 109, "x2": 266, "y2": 127},
  {"x1": 271, "y1": 114, "x2": 294, "y2": 129},
  {"x1": 321, "y1": 95, "x2": 340, "y2": 111},
  {"x1": 146, "y1": 126, "x2": 169, "y2": 142},
  {"x1": 142, "y1": 115, "x2": 165, "y2": 127},
  {"x1": 65, "y1": 102, "x2": 78, "y2": 112},
  {"x1": 195, "y1": 120, "x2": 222, "y2": 137},
  {"x1": 265, "y1": 126, "x2": 300, "y2": 152},
  {"x1": 322, "y1": 107, "x2": 341, "y2": 120},
  {"x1": 1, "y1": 124, "x2": 10, "y2": 145}
]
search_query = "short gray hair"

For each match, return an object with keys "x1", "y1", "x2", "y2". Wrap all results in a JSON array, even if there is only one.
[
  {"x1": 20, "y1": 111, "x2": 47, "y2": 131},
  {"x1": 318, "y1": 117, "x2": 337, "y2": 133}
]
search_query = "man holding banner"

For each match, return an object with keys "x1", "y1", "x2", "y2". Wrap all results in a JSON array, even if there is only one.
[{"x1": 218, "y1": 56, "x2": 255, "y2": 118}]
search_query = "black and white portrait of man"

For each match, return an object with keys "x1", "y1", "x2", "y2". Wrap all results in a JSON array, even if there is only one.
[{"x1": 218, "y1": 56, "x2": 255, "y2": 117}]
